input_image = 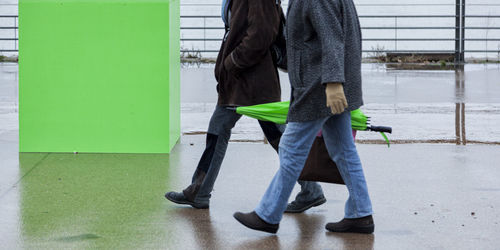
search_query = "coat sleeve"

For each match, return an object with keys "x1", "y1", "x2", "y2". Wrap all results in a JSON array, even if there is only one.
[
  {"x1": 307, "y1": 0, "x2": 346, "y2": 85},
  {"x1": 226, "y1": 0, "x2": 280, "y2": 70}
]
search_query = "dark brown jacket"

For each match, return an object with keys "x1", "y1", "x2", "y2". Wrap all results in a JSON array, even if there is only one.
[{"x1": 215, "y1": 0, "x2": 282, "y2": 106}]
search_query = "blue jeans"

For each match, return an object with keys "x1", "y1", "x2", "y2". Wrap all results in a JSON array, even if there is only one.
[{"x1": 255, "y1": 112, "x2": 373, "y2": 224}]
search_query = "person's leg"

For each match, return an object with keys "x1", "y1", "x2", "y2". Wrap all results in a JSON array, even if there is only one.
[
  {"x1": 189, "y1": 106, "x2": 242, "y2": 203},
  {"x1": 321, "y1": 112, "x2": 373, "y2": 218},
  {"x1": 294, "y1": 181, "x2": 324, "y2": 203},
  {"x1": 168, "y1": 106, "x2": 241, "y2": 206},
  {"x1": 285, "y1": 180, "x2": 326, "y2": 212},
  {"x1": 258, "y1": 120, "x2": 326, "y2": 213},
  {"x1": 257, "y1": 120, "x2": 284, "y2": 153},
  {"x1": 254, "y1": 118, "x2": 326, "y2": 224},
  {"x1": 287, "y1": 128, "x2": 358, "y2": 212}
]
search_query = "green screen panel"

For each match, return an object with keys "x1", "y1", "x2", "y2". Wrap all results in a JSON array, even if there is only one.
[
  {"x1": 19, "y1": 0, "x2": 180, "y2": 153},
  {"x1": 168, "y1": 0, "x2": 181, "y2": 152}
]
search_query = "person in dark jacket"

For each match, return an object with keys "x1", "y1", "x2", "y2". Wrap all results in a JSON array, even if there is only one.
[
  {"x1": 165, "y1": 0, "x2": 325, "y2": 210},
  {"x1": 234, "y1": 0, "x2": 374, "y2": 234}
]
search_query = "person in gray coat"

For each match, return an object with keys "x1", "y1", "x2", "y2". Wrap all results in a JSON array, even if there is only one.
[{"x1": 233, "y1": 0, "x2": 374, "y2": 234}]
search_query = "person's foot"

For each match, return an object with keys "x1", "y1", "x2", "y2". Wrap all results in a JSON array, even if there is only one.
[
  {"x1": 164, "y1": 191, "x2": 209, "y2": 209},
  {"x1": 233, "y1": 211, "x2": 279, "y2": 234},
  {"x1": 325, "y1": 215, "x2": 374, "y2": 234},
  {"x1": 284, "y1": 195, "x2": 327, "y2": 213}
]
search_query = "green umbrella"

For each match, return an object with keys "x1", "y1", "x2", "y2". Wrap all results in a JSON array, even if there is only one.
[
  {"x1": 229, "y1": 101, "x2": 392, "y2": 146},
  {"x1": 232, "y1": 101, "x2": 291, "y2": 125},
  {"x1": 350, "y1": 109, "x2": 368, "y2": 131}
]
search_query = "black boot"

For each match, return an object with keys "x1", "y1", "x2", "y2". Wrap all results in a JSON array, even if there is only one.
[
  {"x1": 164, "y1": 191, "x2": 209, "y2": 209},
  {"x1": 325, "y1": 215, "x2": 374, "y2": 234},
  {"x1": 233, "y1": 211, "x2": 279, "y2": 234},
  {"x1": 284, "y1": 195, "x2": 326, "y2": 213}
]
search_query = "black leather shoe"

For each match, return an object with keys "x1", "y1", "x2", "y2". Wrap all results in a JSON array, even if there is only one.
[
  {"x1": 233, "y1": 211, "x2": 279, "y2": 234},
  {"x1": 325, "y1": 215, "x2": 374, "y2": 234},
  {"x1": 164, "y1": 191, "x2": 209, "y2": 209},
  {"x1": 284, "y1": 196, "x2": 327, "y2": 213}
]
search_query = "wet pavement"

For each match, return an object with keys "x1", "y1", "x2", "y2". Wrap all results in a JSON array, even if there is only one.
[
  {"x1": 1, "y1": 62, "x2": 500, "y2": 249},
  {"x1": 1, "y1": 137, "x2": 500, "y2": 249},
  {"x1": 181, "y1": 64, "x2": 500, "y2": 144}
]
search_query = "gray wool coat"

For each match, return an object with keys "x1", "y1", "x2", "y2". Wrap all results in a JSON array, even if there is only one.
[{"x1": 286, "y1": 0, "x2": 363, "y2": 122}]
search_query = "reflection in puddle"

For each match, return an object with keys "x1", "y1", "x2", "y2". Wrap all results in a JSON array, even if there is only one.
[
  {"x1": 326, "y1": 232, "x2": 375, "y2": 250},
  {"x1": 236, "y1": 236, "x2": 282, "y2": 250},
  {"x1": 455, "y1": 68, "x2": 466, "y2": 145},
  {"x1": 18, "y1": 153, "x2": 173, "y2": 249},
  {"x1": 56, "y1": 234, "x2": 101, "y2": 242},
  {"x1": 171, "y1": 208, "x2": 222, "y2": 250}
]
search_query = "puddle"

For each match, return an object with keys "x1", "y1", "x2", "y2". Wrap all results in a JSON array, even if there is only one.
[{"x1": 56, "y1": 234, "x2": 101, "y2": 242}]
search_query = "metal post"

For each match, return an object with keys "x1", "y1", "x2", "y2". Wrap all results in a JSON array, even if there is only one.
[
  {"x1": 460, "y1": 0, "x2": 466, "y2": 62},
  {"x1": 14, "y1": 17, "x2": 17, "y2": 51},
  {"x1": 462, "y1": 102, "x2": 466, "y2": 145},
  {"x1": 455, "y1": 102, "x2": 461, "y2": 144},
  {"x1": 455, "y1": 0, "x2": 461, "y2": 64},
  {"x1": 203, "y1": 17, "x2": 207, "y2": 53},
  {"x1": 395, "y1": 17, "x2": 398, "y2": 51}
]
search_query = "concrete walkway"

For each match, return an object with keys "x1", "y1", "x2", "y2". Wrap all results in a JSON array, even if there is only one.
[{"x1": 1, "y1": 135, "x2": 500, "y2": 249}]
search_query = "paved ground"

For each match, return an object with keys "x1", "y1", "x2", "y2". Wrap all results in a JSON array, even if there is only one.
[
  {"x1": 1, "y1": 63, "x2": 500, "y2": 249},
  {"x1": 1, "y1": 136, "x2": 500, "y2": 249}
]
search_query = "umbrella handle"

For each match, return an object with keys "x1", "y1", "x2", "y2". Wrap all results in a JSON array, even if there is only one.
[
  {"x1": 368, "y1": 126, "x2": 392, "y2": 134},
  {"x1": 226, "y1": 107, "x2": 237, "y2": 111}
]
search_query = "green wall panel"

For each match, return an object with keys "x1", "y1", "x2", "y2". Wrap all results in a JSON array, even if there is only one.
[
  {"x1": 19, "y1": 0, "x2": 180, "y2": 153},
  {"x1": 168, "y1": 0, "x2": 181, "y2": 153}
]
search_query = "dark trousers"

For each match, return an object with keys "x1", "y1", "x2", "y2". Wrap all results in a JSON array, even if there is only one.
[{"x1": 182, "y1": 105, "x2": 324, "y2": 204}]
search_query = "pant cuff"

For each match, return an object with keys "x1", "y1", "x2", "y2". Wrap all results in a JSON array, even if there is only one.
[
  {"x1": 344, "y1": 211, "x2": 373, "y2": 219},
  {"x1": 255, "y1": 207, "x2": 279, "y2": 225}
]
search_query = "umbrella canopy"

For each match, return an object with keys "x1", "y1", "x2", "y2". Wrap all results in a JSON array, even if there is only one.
[
  {"x1": 233, "y1": 101, "x2": 290, "y2": 125},
  {"x1": 350, "y1": 109, "x2": 368, "y2": 131},
  {"x1": 234, "y1": 101, "x2": 368, "y2": 129},
  {"x1": 232, "y1": 101, "x2": 391, "y2": 146}
]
